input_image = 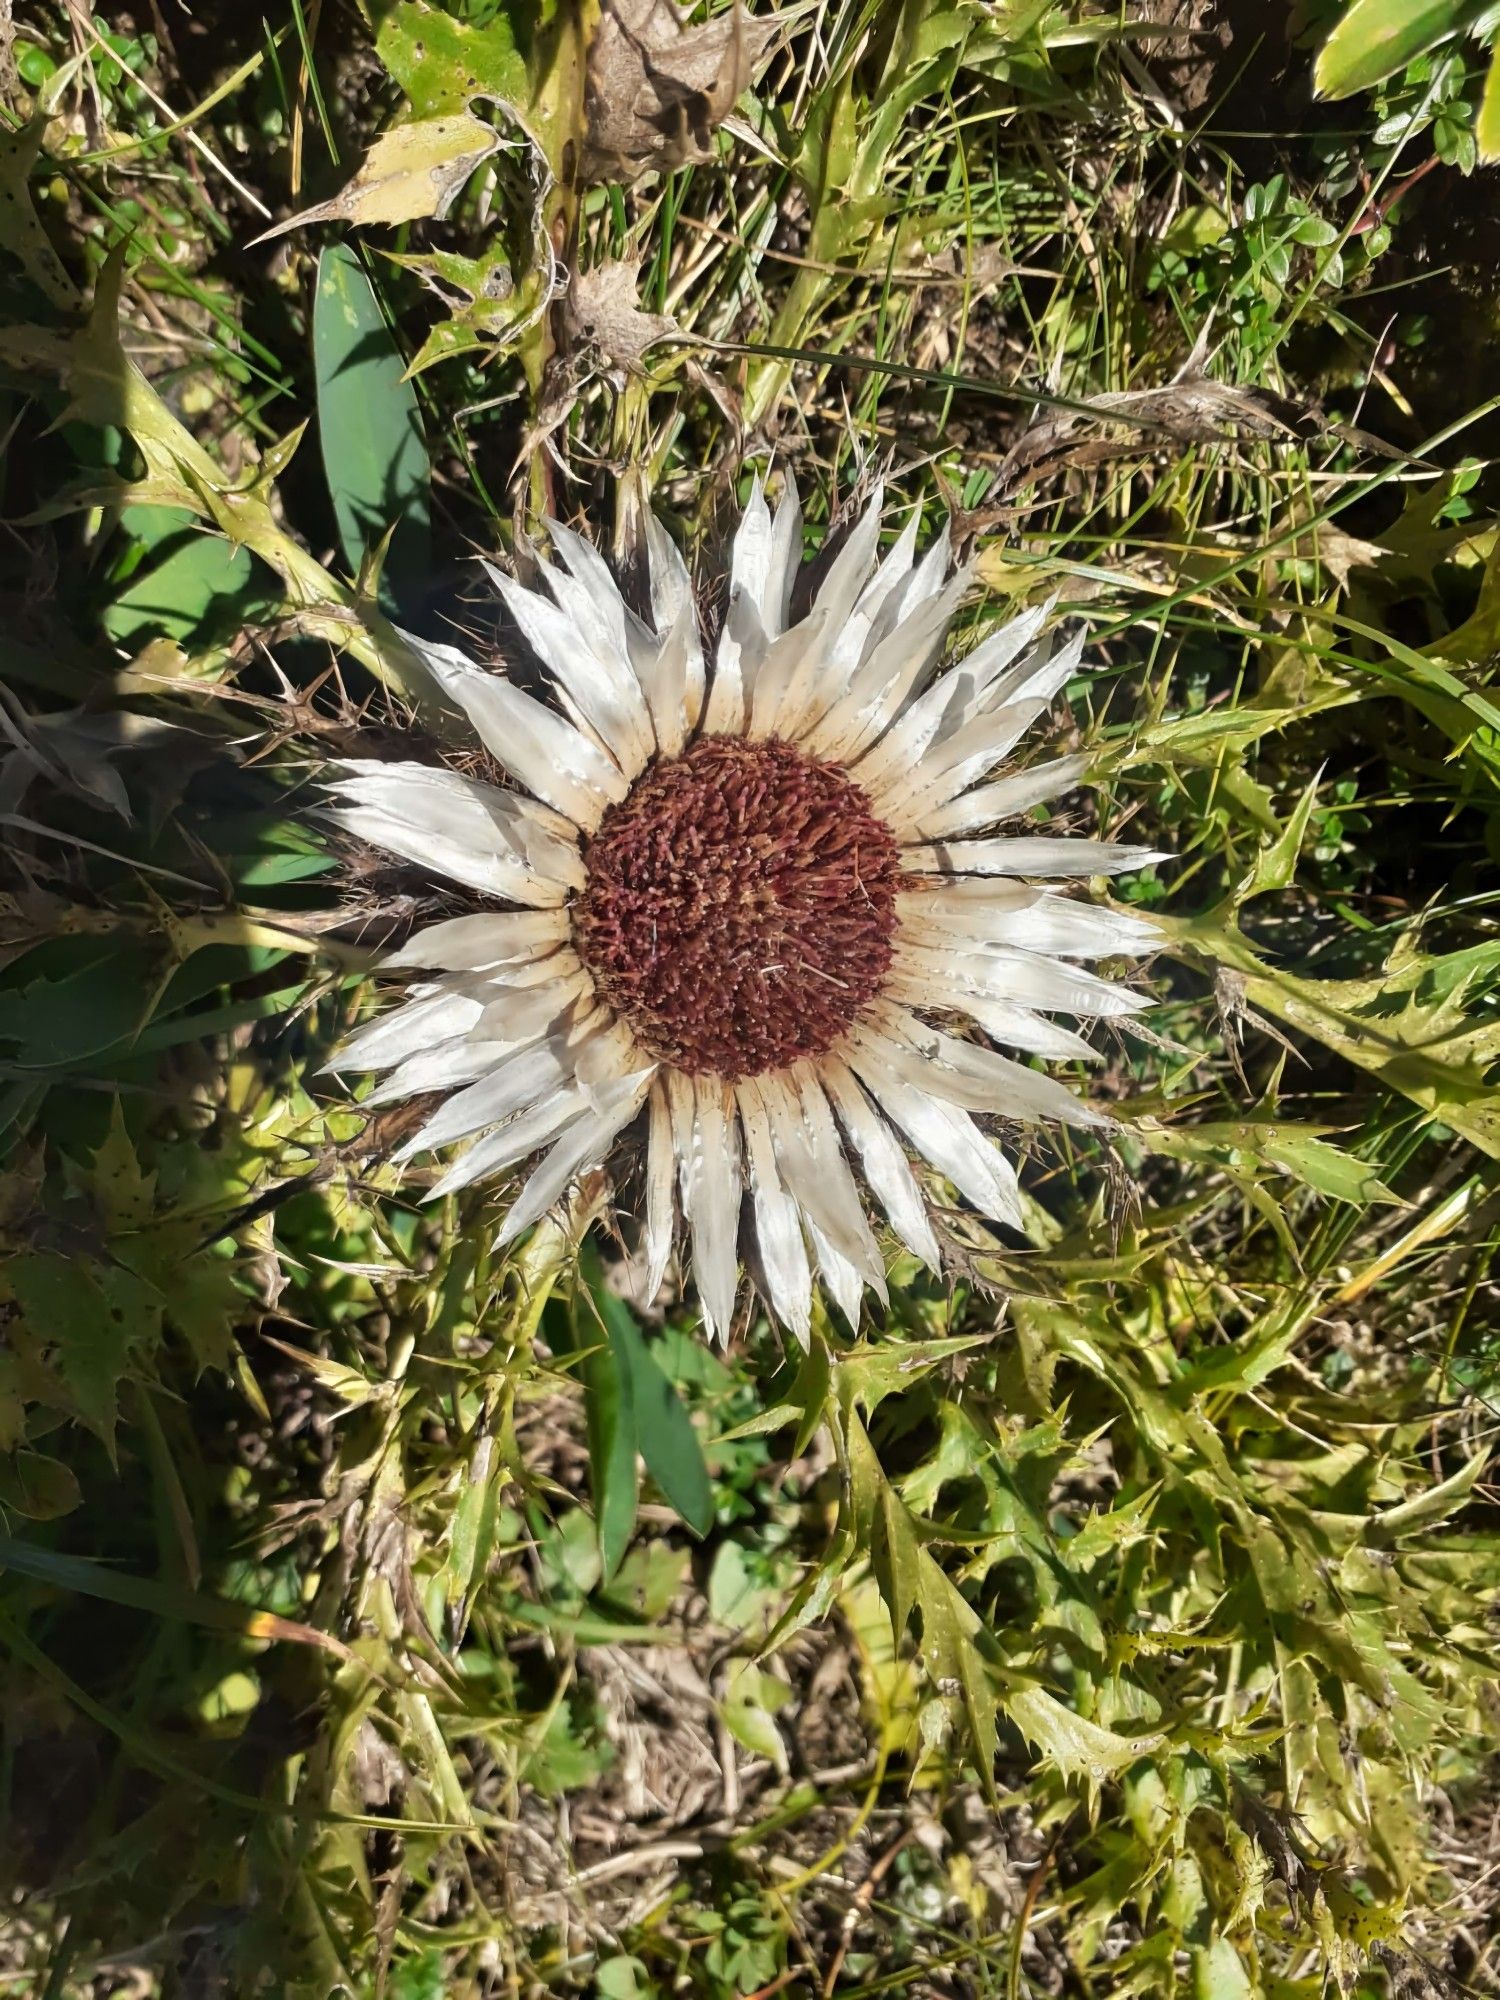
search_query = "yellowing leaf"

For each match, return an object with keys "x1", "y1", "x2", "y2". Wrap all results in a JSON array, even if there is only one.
[
  {"x1": 0, "y1": 68, "x2": 82, "y2": 309},
  {"x1": 91, "y1": 1099, "x2": 157, "y2": 1232},
  {"x1": 1365, "y1": 1450, "x2": 1489, "y2": 1545},
  {"x1": 1005, "y1": 1685, "x2": 1164, "y2": 1787},
  {"x1": 1161, "y1": 914, "x2": 1500, "y2": 1161},
  {"x1": 1479, "y1": 46, "x2": 1500, "y2": 161},
  {"x1": 252, "y1": 113, "x2": 501, "y2": 242},
  {"x1": 1139, "y1": 1119, "x2": 1399, "y2": 1207}
]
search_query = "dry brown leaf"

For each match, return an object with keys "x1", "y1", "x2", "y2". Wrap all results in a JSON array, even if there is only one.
[
  {"x1": 579, "y1": 0, "x2": 777, "y2": 184},
  {"x1": 251, "y1": 112, "x2": 501, "y2": 244},
  {"x1": 562, "y1": 258, "x2": 677, "y2": 373},
  {"x1": 994, "y1": 370, "x2": 1317, "y2": 495}
]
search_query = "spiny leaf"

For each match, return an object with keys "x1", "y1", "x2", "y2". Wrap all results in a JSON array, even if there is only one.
[
  {"x1": 375, "y1": 0, "x2": 529, "y2": 115},
  {"x1": 251, "y1": 113, "x2": 501, "y2": 242},
  {"x1": 1164, "y1": 914, "x2": 1500, "y2": 1160},
  {"x1": 1005, "y1": 1685, "x2": 1164, "y2": 1789},
  {"x1": 835, "y1": 1334, "x2": 990, "y2": 1419},
  {"x1": 0, "y1": 60, "x2": 84, "y2": 311},
  {"x1": 1138, "y1": 1118, "x2": 1400, "y2": 1207},
  {"x1": 91, "y1": 1100, "x2": 157, "y2": 1232},
  {"x1": 0, "y1": 1252, "x2": 144, "y2": 1446}
]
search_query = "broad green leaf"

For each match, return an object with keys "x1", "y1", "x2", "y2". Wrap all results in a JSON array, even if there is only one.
[
  {"x1": 1158, "y1": 203, "x2": 1228, "y2": 254},
  {"x1": 312, "y1": 242, "x2": 431, "y2": 609},
  {"x1": 720, "y1": 1661, "x2": 790, "y2": 1771},
  {"x1": 623, "y1": 1331, "x2": 713, "y2": 1537},
  {"x1": 707, "y1": 1540, "x2": 776, "y2": 1631},
  {"x1": 1191, "y1": 1936, "x2": 1255, "y2": 2000},
  {"x1": 0, "y1": 936, "x2": 157, "y2": 1069},
  {"x1": 575, "y1": 1247, "x2": 640, "y2": 1580},
  {"x1": 102, "y1": 508, "x2": 262, "y2": 648},
  {"x1": 587, "y1": 1262, "x2": 713, "y2": 1538},
  {"x1": 595, "y1": 1957, "x2": 654, "y2": 2000},
  {"x1": 1314, "y1": 0, "x2": 1465, "y2": 98},
  {"x1": 389, "y1": 1949, "x2": 448, "y2": 2000}
]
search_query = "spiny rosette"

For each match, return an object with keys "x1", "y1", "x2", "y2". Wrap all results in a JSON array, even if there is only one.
[{"x1": 326, "y1": 481, "x2": 1167, "y2": 1342}]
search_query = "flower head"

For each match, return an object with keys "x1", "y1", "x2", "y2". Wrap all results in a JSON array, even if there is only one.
[{"x1": 327, "y1": 484, "x2": 1165, "y2": 1341}]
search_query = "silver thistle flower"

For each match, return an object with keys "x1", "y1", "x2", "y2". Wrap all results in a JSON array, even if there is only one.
[{"x1": 326, "y1": 483, "x2": 1166, "y2": 1340}]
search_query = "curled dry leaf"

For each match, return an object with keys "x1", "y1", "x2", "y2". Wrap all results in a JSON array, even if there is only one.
[
  {"x1": 251, "y1": 112, "x2": 501, "y2": 244},
  {"x1": 512, "y1": 261, "x2": 677, "y2": 477},
  {"x1": 579, "y1": 0, "x2": 777, "y2": 184},
  {"x1": 562, "y1": 259, "x2": 677, "y2": 375}
]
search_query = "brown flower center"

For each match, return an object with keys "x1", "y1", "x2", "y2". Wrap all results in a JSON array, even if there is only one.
[{"x1": 572, "y1": 735, "x2": 901, "y2": 1080}]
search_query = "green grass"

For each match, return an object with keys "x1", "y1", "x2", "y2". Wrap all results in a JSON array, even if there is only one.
[{"x1": 1, "y1": 2, "x2": 1499, "y2": 1996}]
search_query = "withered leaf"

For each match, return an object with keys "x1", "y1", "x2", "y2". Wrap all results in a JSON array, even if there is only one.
[
  {"x1": 995, "y1": 369, "x2": 1319, "y2": 496},
  {"x1": 579, "y1": 0, "x2": 777, "y2": 184},
  {"x1": 251, "y1": 113, "x2": 501, "y2": 244},
  {"x1": 562, "y1": 259, "x2": 677, "y2": 374}
]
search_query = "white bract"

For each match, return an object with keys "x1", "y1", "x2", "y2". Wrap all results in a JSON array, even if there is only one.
[{"x1": 326, "y1": 483, "x2": 1165, "y2": 1341}]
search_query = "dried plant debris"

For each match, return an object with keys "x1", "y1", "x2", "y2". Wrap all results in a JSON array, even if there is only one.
[
  {"x1": 561, "y1": 258, "x2": 677, "y2": 375},
  {"x1": 996, "y1": 366, "x2": 1406, "y2": 494},
  {"x1": 579, "y1": 0, "x2": 777, "y2": 183}
]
